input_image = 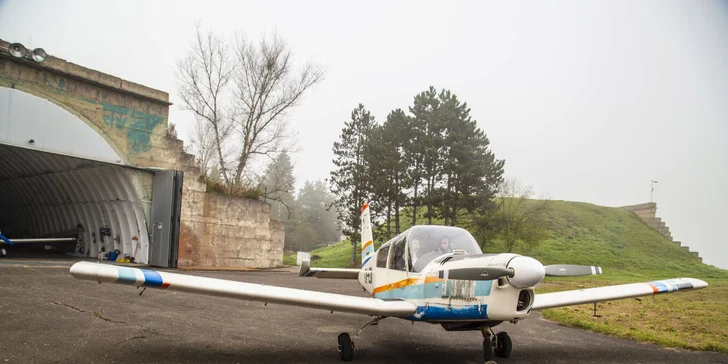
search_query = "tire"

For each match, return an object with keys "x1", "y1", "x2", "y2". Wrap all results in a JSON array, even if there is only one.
[
  {"x1": 337, "y1": 333, "x2": 354, "y2": 361},
  {"x1": 495, "y1": 332, "x2": 512, "y2": 358}
]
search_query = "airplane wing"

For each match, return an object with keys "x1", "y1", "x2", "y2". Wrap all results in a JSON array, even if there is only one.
[
  {"x1": 70, "y1": 262, "x2": 415, "y2": 317},
  {"x1": 298, "y1": 259, "x2": 360, "y2": 279},
  {"x1": 532, "y1": 277, "x2": 708, "y2": 310}
]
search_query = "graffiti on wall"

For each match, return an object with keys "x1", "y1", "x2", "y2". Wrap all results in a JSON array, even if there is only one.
[{"x1": 102, "y1": 104, "x2": 164, "y2": 154}]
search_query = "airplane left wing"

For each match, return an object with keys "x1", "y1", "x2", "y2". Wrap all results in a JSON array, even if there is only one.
[
  {"x1": 70, "y1": 262, "x2": 415, "y2": 317},
  {"x1": 532, "y1": 277, "x2": 708, "y2": 310}
]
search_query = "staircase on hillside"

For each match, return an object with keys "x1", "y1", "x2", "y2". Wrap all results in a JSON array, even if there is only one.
[{"x1": 621, "y1": 203, "x2": 702, "y2": 262}]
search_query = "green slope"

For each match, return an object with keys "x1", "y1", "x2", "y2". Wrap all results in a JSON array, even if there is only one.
[
  {"x1": 286, "y1": 200, "x2": 727, "y2": 280},
  {"x1": 524, "y1": 200, "x2": 726, "y2": 280}
]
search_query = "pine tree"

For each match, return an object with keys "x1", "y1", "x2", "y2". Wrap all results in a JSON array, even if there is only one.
[
  {"x1": 407, "y1": 87, "x2": 442, "y2": 225},
  {"x1": 261, "y1": 152, "x2": 296, "y2": 221},
  {"x1": 436, "y1": 89, "x2": 504, "y2": 225},
  {"x1": 330, "y1": 104, "x2": 376, "y2": 265},
  {"x1": 365, "y1": 109, "x2": 412, "y2": 238}
]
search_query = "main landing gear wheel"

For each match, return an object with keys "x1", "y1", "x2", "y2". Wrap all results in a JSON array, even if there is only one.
[
  {"x1": 482, "y1": 327, "x2": 512, "y2": 362},
  {"x1": 494, "y1": 332, "x2": 512, "y2": 358},
  {"x1": 337, "y1": 333, "x2": 354, "y2": 361}
]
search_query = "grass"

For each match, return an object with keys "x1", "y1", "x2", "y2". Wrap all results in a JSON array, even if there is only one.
[
  {"x1": 282, "y1": 199, "x2": 728, "y2": 353},
  {"x1": 285, "y1": 240, "x2": 367, "y2": 268},
  {"x1": 538, "y1": 277, "x2": 728, "y2": 353}
]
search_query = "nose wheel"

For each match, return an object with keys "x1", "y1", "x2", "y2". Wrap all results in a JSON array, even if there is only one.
[{"x1": 482, "y1": 327, "x2": 512, "y2": 362}]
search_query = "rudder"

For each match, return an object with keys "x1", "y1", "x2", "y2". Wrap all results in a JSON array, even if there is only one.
[{"x1": 360, "y1": 202, "x2": 374, "y2": 267}]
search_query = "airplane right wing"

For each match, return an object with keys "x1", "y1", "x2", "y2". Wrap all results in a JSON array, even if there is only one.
[
  {"x1": 532, "y1": 277, "x2": 708, "y2": 310},
  {"x1": 70, "y1": 262, "x2": 415, "y2": 317}
]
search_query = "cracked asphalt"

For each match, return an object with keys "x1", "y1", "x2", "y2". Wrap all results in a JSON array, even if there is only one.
[{"x1": 1, "y1": 256, "x2": 727, "y2": 364}]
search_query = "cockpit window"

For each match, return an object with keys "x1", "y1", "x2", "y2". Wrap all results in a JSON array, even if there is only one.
[
  {"x1": 407, "y1": 225, "x2": 482, "y2": 272},
  {"x1": 376, "y1": 245, "x2": 390, "y2": 268},
  {"x1": 388, "y1": 236, "x2": 408, "y2": 271}
]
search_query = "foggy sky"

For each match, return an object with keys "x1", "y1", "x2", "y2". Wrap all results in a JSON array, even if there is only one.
[{"x1": 1, "y1": 0, "x2": 726, "y2": 269}]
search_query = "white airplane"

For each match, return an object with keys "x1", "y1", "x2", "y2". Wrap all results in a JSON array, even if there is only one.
[{"x1": 70, "y1": 203, "x2": 708, "y2": 362}]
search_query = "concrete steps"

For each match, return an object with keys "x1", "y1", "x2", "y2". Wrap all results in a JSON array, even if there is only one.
[{"x1": 621, "y1": 202, "x2": 702, "y2": 263}]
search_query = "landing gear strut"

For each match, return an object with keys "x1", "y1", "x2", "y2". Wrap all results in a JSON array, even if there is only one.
[
  {"x1": 481, "y1": 327, "x2": 512, "y2": 362},
  {"x1": 337, "y1": 317, "x2": 385, "y2": 361}
]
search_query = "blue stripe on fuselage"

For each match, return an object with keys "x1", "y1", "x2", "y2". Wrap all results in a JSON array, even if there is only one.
[
  {"x1": 115, "y1": 267, "x2": 138, "y2": 285},
  {"x1": 406, "y1": 304, "x2": 488, "y2": 321},
  {"x1": 141, "y1": 269, "x2": 164, "y2": 287},
  {"x1": 374, "y1": 280, "x2": 492, "y2": 300}
]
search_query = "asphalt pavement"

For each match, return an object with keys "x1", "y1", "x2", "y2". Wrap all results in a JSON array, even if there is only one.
[{"x1": 1, "y1": 256, "x2": 726, "y2": 364}]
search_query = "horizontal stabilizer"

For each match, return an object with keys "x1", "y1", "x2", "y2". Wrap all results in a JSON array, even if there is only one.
[
  {"x1": 70, "y1": 262, "x2": 415, "y2": 317},
  {"x1": 545, "y1": 264, "x2": 602, "y2": 277},
  {"x1": 533, "y1": 277, "x2": 708, "y2": 310},
  {"x1": 298, "y1": 259, "x2": 360, "y2": 279}
]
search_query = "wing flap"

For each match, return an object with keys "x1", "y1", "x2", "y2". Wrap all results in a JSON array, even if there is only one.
[
  {"x1": 533, "y1": 278, "x2": 708, "y2": 310},
  {"x1": 70, "y1": 262, "x2": 415, "y2": 317},
  {"x1": 298, "y1": 259, "x2": 360, "y2": 279}
]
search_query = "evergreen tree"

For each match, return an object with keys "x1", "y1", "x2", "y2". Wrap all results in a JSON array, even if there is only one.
[
  {"x1": 435, "y1": 89, "x2": 504, "y2": 225},
  {"x1": 330, "y1": 104, "x2": 376, "y2": 265},
  {"x1": 365, "y1": 109, "x2": 411, "y2": 238},
  {"x1": 407, "y1": 87, "x2": 442, "y2": 224},
  {"x1": 261, "y1": 152, "x2": 296, "y2": 221}
]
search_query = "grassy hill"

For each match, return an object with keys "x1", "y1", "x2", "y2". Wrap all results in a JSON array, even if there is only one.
[
  {"x1": 286, "y1": 200, "x2": 726, "y2": 279},
  {"x1": 283, "y1": 200, "x2": 728, "y2": 352}
]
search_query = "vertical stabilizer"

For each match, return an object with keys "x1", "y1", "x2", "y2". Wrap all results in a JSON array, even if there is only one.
[{"x1": 361, "y1": 203, "x2": 374, "y2": 266}]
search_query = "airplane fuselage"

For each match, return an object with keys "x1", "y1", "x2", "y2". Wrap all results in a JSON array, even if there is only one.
[{"x1": 359, "y1": 252, "x2": 537, "y2": 324}]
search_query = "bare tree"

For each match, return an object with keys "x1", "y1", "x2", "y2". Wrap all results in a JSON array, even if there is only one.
[
  {"x1": 188, "y1": 118, "x2": 217, "y2": 178},
  {"x1": 176, "y1": 26, "x2": 324, "y2": 194},
  {"x1": 176, "y1": 24, "x2": 236, "y2": 186},
  {"x1": 230, "y1": 32, "x2": 325, "y2": 189}
]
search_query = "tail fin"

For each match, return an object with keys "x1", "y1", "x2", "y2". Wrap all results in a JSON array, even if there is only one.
[{"x1": 360, "y1": 202, "x2": 374, "y2": 267}]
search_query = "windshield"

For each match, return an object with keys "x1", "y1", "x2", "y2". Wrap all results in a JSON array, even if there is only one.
[{"x1": 407, "y1": 225, "x2": 482, "y2": 272}]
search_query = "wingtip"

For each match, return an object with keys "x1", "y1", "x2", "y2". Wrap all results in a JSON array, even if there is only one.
[{"x1": 686, "y1": 278, "x2": 709, "y2": 289}]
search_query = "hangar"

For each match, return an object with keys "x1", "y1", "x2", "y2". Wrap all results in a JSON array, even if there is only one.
[{"x1": 0, "y1": 39, "x2": 284, "y2": 269}]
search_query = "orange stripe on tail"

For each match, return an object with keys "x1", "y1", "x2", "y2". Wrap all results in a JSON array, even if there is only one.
[
  {"x1": 361, "y1": 240, "x2": 373, "y2": 252},
  {"x1": 361, "y1": 203, "x2": 369, "y2": 213}
]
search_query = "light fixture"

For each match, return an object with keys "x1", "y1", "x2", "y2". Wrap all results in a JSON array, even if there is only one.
[
  {"x1": 8, "y1": 43, "x2": 27, "y2": 58},
  {"x1": 5, "y1": 42, "x2": 47, "y2": 63},
  {"x1": 31, "y1": 48, "x2": 46, "y2": 63}
]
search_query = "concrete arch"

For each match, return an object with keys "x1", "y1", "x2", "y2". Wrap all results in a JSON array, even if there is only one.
[
  {"x1": 0, "y1": 87, "x2": 152, "y2": 263},
  {"x1": 0, "y1": 86, "x2": 130, "y2": 165}
]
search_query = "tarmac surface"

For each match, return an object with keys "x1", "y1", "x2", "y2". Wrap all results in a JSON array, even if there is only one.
[{"x1": 1, "y1": 255, "x2": 727, "y2": 364}]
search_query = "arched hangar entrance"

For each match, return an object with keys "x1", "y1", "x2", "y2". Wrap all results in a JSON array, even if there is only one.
[{"x1": 0, "y1": 87, "x2": 180, "y2": 266}]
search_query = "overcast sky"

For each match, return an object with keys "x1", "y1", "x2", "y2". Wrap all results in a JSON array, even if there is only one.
[{"x1": 1, "y1": 0, "x2": 726, "y2": 269}]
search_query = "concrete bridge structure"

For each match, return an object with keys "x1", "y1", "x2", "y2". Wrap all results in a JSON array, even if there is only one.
[{"x1": 0, "y1": 39, "x2": 283, "y2": 268}]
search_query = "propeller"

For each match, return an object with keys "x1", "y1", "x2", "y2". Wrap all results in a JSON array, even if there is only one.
[
  {"x1": 544, "y1": 264, "x2": 602, "y2": 277},
  {"x1": 436, "y1": 267, "x2": 512, "y2": 281}
]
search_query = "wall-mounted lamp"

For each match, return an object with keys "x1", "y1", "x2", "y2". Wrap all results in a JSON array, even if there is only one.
[{"x1": 3, "y1": 42, "x2": 47, "y2": 63}]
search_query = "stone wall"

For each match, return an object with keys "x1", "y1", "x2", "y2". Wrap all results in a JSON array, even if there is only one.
[
  {"x1": 178, "y1": 191, "x2": 284, "y2": 269},
  {"x1": 621, "y1": 202, "x2": 702, "y2": 262}
]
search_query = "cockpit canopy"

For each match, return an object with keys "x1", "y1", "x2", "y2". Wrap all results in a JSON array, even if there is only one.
[{"x1": 375, "y1": 225, "x2": 483, "y2": 273}]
